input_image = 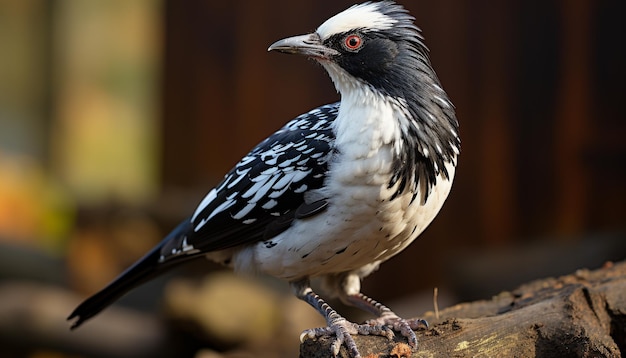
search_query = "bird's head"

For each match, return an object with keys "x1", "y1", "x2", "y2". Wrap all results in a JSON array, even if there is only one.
[
  {"x1": 268, "y1": 1, "x2": 429, "y2": 99},
  {"x1": 270, "y1": 1, "x2": 460, "y2": 203}
]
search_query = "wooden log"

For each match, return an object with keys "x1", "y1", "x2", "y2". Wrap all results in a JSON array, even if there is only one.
[{"x1": 301, "y1": 261, "x2": 626, "y2": 357}]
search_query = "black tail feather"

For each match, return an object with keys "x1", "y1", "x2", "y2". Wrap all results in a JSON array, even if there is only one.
[{"x1": 68, "y1": 220, "x2": 195, "y2": 329}]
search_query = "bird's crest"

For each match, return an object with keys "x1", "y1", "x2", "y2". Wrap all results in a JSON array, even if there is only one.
[{"x1": 316, "y1": 2, "x2": 400, "y2": 40}]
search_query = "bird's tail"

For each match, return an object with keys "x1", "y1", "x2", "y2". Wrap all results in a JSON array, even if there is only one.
[{"x1": 67, "y1": 219, "x2": 195, "y2": 329}]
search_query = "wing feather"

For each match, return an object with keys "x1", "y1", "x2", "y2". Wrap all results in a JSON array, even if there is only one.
[{"x1": 160, "y1": 103, "x2": 339, "y2": 262}]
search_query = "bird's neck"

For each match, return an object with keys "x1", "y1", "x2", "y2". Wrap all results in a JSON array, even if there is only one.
[
  {"x1": 321, "y1": 61, "x2": 401, "y2": 150},
  {"x1": 333, "y1": 83, "x2": 403, "y2": 161},
  {"x1": 322, "y1": 60, "x2": 459, "y2": 203}
]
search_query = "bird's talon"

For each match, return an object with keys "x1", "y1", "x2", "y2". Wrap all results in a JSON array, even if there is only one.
[
  {"x1": 407, "y1": 318, "x2": 429, "y2": 330},
  {"x1": 299, "y1": 330, "x2": 312, "y2": 343},
  {"x1": 364, "y1": 314, "x2": 426, "y2": 350},
  {"x1": 356, "y1": 323, "x2": 395, "y2": 340},
  {"x1": 300, "y1": 320, "x2": 364, "y2": 358}
]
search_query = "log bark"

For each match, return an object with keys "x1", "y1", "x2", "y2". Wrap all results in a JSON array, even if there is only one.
[{"x1": 301, "y1": 261, "x2": 626, "y2": 357}]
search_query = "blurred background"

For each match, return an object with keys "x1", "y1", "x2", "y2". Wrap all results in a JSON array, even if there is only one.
[{"x1": 0, "y1": 0, "x2": 624, "y2": 357}]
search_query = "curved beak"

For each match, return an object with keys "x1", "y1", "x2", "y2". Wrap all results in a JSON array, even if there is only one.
[{"x1": 268, "y1": 33, "x2": 338, "y2": 59}]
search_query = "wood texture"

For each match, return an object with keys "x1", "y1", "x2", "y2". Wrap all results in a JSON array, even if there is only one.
[{"x1": 301, "y1": 261, "x2": 626, "y2": 357}]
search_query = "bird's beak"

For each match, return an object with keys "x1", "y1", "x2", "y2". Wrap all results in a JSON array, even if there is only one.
[{"x1": 268, "y1": 33, "x2": 339, "y2": 60}]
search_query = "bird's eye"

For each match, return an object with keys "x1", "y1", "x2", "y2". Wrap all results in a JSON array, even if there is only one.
[{"x1": 344, "y1": 34, "x2": 363, "y2": 51}]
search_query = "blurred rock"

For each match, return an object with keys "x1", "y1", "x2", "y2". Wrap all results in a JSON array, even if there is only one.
[
  {"x1": 165, "y1": 272, "x2": 281, "y2": 346},
  {"x1": 66, "y1": 203, "x2": 162, "y2": 295},
  {"x1": 0, "y1": 280, "x2": 166, "y2": 358},
  {"x1": 164, "y1": 271, "x2": 326, "y2": 356}
]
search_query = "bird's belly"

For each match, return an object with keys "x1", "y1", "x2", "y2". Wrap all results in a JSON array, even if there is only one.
[{"x1": 247, "y1": 161, "x2": 456, "y2": 280}]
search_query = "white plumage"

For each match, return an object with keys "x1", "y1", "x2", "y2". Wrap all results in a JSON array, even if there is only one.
[
  {"x1": 317, "y1": 2, "x2": 398, "y2": 40},
  {"x1": 244, "y1": 86, "x2": 456, "y2": 280},
  {"x1": 69, "y1": 2, "x2": 460, "y2": 357}
]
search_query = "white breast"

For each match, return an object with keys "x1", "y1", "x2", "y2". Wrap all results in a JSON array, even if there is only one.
[
  {"x1": 241, "y1": 160, "x2": 455, "y2": 280},
  {"x1": 231, "y1": 85, "x2": 457, "y2": 281}
]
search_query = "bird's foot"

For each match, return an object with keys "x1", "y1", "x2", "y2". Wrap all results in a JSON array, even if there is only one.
[
  {"x1": 300, "y1": 317, "x2": 394, "y2": 358},
  {"x1": 364, "y1": 312, "x2": 429, "y2": 349}
]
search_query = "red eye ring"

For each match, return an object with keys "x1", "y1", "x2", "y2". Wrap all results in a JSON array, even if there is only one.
[{"x1": 344, "y1": 34, "x2": 362, "y2": 51}]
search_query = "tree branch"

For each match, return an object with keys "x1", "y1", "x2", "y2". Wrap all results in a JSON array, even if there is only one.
[{"x1": 301, "y1": 261, "x2": 626, "y2": 357}]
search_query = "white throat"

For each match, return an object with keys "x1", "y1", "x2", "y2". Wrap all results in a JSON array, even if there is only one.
[{"x1": 320, "y1": 61, "x2": 410, "y2": 157}]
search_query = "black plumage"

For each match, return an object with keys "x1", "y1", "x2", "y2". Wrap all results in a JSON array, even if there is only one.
[
  {"x1": 69, "y1": 3, "x2": 460, "y2": 357},
  {"x1": 68, "y1": 103, "x2": 338, "y2": 328}
]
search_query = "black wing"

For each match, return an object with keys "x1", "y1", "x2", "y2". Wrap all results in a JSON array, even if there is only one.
[
  {"x1": 159, "y1": 103, "x2": 339, "y2": 263},
  {"x1": 68, "y1": 104, "x2": 339, "y2": 329}
]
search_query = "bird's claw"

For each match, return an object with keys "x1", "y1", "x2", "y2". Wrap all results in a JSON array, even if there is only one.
[
  {"x1": 300, "y1": 316, "x2": 425, "y2": 357},
  {"x1": 364, "y1": 314, "x2": 429, "y2": 349},
  {"x1": 300, "y1": 318, "x2": 359, "y2": 357},
  {"x1": 301, "y1": 318, "x2": 397, "y2": 357}
]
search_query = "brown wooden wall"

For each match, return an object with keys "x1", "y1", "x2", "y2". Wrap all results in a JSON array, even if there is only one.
[{"x1": 161, "y1": 0, "x2": 626, "y2": 300}]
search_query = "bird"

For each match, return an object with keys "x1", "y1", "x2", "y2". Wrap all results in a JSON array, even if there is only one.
[{"x1": 67, "y1": 1, "x2": 460, "y2": 357}]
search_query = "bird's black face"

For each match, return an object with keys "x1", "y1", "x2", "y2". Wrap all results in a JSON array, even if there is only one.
[
  {"x1": 269, "y1": 28, "x2": 422, "y2": 98},
  {"x1": 322, "y1": 30, "x2": 403, "y2": 92},
  {"x1": 268, "y1": 1, "x2": 431, "y2": 99}
]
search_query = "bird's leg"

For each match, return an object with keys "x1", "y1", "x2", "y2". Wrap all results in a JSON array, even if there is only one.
[
  {"x1": 344, "y1": 292, "x2": 429, "y2": 350},
  {"x1": 292, "y1": 280, "x2": 393, "y2": 358}
]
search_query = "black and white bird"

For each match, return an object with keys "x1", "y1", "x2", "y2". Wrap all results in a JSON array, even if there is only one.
[{"x1": 68, "y1": 2, "x2": 460, "y2": 357}]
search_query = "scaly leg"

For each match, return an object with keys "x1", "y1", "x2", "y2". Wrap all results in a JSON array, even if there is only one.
[
  {"x1": 292, "y1": 280, "x2": 394, "y2": 358},
  {"x1": 344, "y1": 292, "x2": 429, "y2": 349}
]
